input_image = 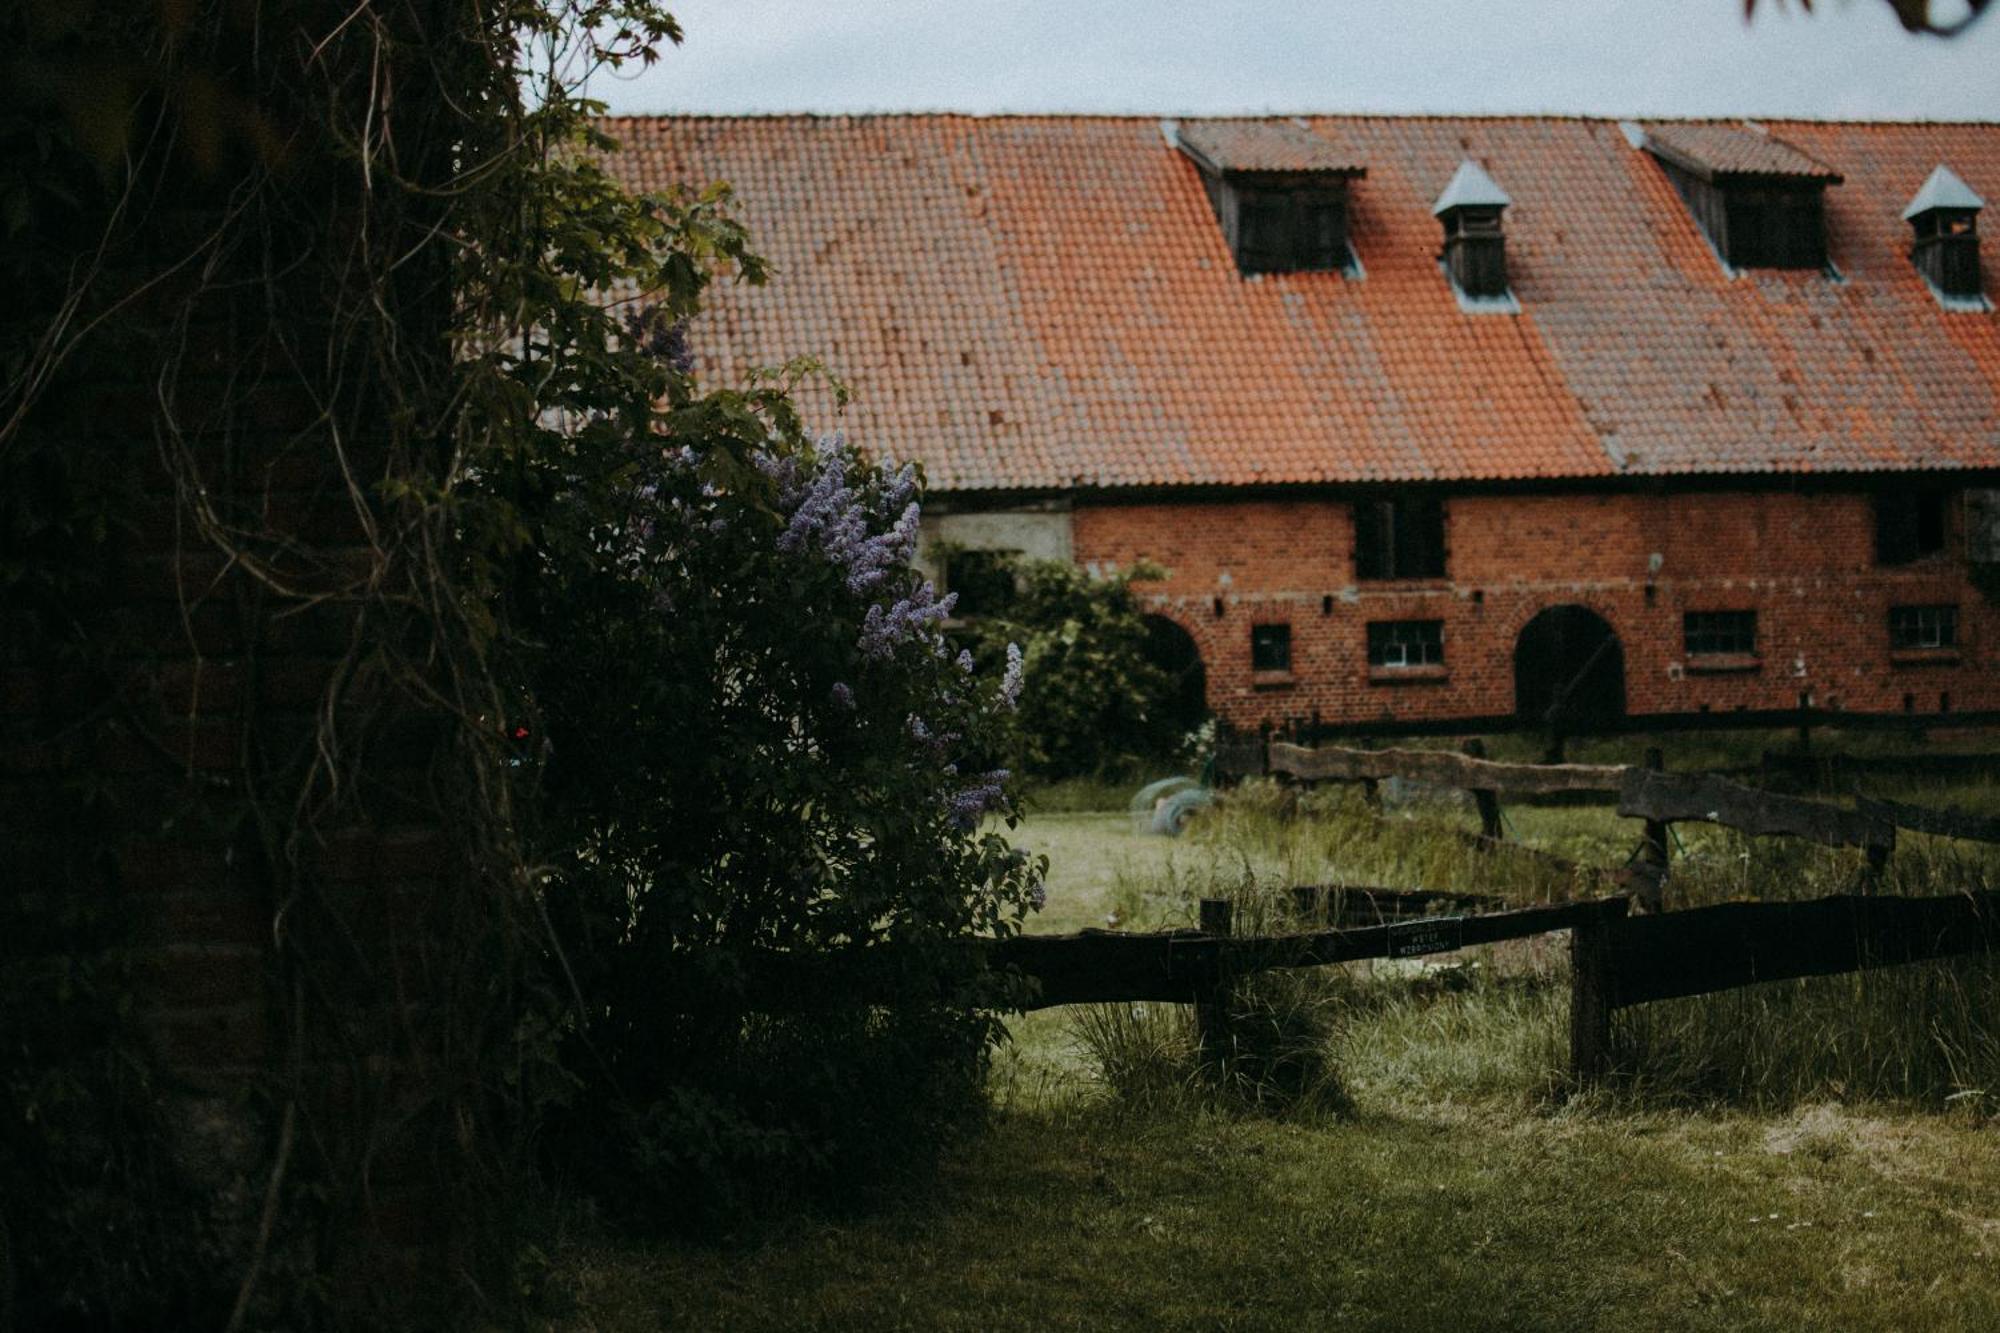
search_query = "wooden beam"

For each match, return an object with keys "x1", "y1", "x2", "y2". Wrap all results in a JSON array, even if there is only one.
[
  {"x1": 1617, "y1": 768, "x2": 1894, "y2": 853},
  {"x1": 1856, "y1": 795, "x2": 2000, "y2": 847},
  {"x1": 995, "y1": 898, "x2": 1626, "y2": 1011},
  {"x1": 1291, "y1": 883, "x2": 1507, "y2": 925},
  {"x1": 1602, "y1": 891, "x2": 2000, "y2": 1009},
  {"x1": 1267, "y1": 741, "x2": 1626, "y2": 796}
]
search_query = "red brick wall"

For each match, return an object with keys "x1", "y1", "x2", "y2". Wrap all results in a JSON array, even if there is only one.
[{"x1": 1074, "y1": 490, "x2": 1997, "y2": 730}]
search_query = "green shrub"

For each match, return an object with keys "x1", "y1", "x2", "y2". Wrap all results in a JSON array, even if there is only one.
[
  {"x1": 530, "y1": 436, "x2": 1044, "y2": 1228},
  {"x1": 950, "y1": 556, "x2": 1183, "y2": 782}
]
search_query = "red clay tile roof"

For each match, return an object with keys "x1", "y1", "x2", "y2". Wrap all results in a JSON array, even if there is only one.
[
  {"x1": 1174, "y1": 119, "x2": 1367, "y2": 176},
  {"x1": 601, "y1": 114, "x2": 2000, "y2": 492},
  {"x1": 1643, "y1": 122, "x2": 1843, "y2": 182}
]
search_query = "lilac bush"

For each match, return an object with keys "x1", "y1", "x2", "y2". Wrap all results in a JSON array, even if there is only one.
[{"x1": 533, "y1": 423, "x2": 1044, "y2": 1222}]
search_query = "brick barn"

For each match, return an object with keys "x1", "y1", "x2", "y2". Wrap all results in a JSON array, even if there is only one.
[{"x1": 606, "y1": 114, "x2": 2000, "y2": 734}]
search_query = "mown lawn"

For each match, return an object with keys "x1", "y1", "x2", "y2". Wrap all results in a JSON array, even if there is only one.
[
  {"x1": 562, "y1": 1099, "x2": 2000, "y2": 1332},
  {"x1": 554, "y1": 739, "x2": 2000, "y2": 1331}
]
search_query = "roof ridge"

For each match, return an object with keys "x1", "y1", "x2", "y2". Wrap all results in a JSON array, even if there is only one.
[{"x1": 595, "y1": 111, "x2": 2000, "y2": 127}]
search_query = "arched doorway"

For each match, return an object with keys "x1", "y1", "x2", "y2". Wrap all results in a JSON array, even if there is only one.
[
  {"x1": 1142, "y1": 615, "x2": 1209, "y2": 734},
  {"x1": 1514, "y1": 605, "x2": 1625, "y2": 735}
]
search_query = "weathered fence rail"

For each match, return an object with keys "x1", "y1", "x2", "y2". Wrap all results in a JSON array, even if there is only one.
[
  {"x1": 1760, "y1": 749, "x2": 2000, "y2": 788},
  {"x1": 1218, "y1": 707, "x2": 2000, "y2": 751},
  {"x1": 1569, "y1": 890, "x2": 2000, "y2": 1077},
  {"x1": 1228, "y1": 736, "x2": 2000, "y2": 886},
  {"x1": 1616, "y1": 768, "x2": 1895, "y2": 855},
  {"x1": 993, "y1": 898, "x2": 1620, "y2": 1011},
  {"x1": 1856, "y1": 795, "x2": 2000, "y2": 846},
  {"x1": 1265, "y1": 741, "x2": 1626, "y2": 797},
  {"x1": 1290, "y1": 883, "x2": 1507, "y2": 926}
]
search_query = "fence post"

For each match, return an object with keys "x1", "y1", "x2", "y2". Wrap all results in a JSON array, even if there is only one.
[
  {"x1": 1796, "y1": 690, "x2": 1813, "y2": 755},
  {"x1": 1359, "y1": 735, "x2": 1382, "y2": 810},
  {"x1": 1640, "y1": 747, "x2": 1671, "y2": 878},
  {"x1": 1856, "y1": 840, "x2": 1888, "y2": 892},
  {"x1": 1568, "y1": 897, "x2": 1628, "y2": 1087},
  {"x1": 1462, "y1": 738, "x2": 1503, "y2": 843},
  {"x1": 1195, "y1": 898, "x2": 1234, "y2": 1071}
]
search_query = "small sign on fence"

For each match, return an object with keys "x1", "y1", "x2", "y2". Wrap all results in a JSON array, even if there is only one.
[{"x1": 1387, "y1": 915, "x2": 1466, "y2": 959}]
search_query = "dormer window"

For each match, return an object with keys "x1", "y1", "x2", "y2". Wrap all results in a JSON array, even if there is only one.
[
  {"x1": 1173, "y1": 119, "x2": 1365, "y2": 277},
  {"x1": 1643, "y1": 123, "x2": 1842, "y2": 273},
  {"x1": 1903, "y1": 164, "x2": 1986, "y2": 309},
  {"x1": 1432, "y1": 159, "x2": 1515, "y2": 310}
]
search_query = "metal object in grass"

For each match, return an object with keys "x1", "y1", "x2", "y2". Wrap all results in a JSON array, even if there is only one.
[{"x1": 1129, "y1": 776, "x2": 1214, "y2": 837}]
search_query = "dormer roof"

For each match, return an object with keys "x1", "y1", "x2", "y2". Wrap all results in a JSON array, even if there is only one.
[
  {"x1": 1174, "y1": 119, "x2": 1366, "y2": 178},
  {"x1": 1644, "y1": 122, "x2": 1842, "y2": 183},
  {"x1": 1432, "y1": 159, "x2": 1511, "y2": 215},
  {"x1": 1904, "y1": 163, "x2": 1985, "y2": 219}
]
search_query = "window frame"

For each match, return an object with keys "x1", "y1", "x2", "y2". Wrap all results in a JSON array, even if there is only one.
[
  {"x1": 1888, "y1": 604, "x2": 1958, "y2": 652},
  {"x1": 1683, "y1": 610, "x2": 1758, "y2": 658},
  {"x1": 1250, "y1": 622, "x2": 1293, "y2": 674},
  {"x1": 1230, "y1": 182, "x2": 1352, "y2": 275},
  {"x1": 1365, "y1": 619, "x2": 1445, "y2": 670},
  {"x1": 942, "y1": 547, "x2": 1022, "y2": 619},
  {"x1": 1353, "y1": 496, "x2": 1447, "y2": 582},
  {"x1": 1874, "y1": 488, "x2": 1950, "y2": 566}
]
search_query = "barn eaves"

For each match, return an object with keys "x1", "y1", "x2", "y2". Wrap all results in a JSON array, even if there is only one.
[
  {"x1": 1173, "y1": 118, "x2": 1366, "y2": 278},
  {"x1": 1903, "y1": 164, "x2": 1989, "y2": 311},
  {"x1": 1644, "y1": 123, "x2": 1843, "y2": 275}
]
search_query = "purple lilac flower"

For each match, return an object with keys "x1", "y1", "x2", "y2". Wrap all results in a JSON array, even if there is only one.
[
  {"x1": 1000, "y1": 642, "x2": 1025, "y2": 710},
  {"x1": 767, "y1": 438, "x2": 932, "y2": 599},
  {"x1": 858, "y1": 584, "x2": 957, "y2": 660},
  {"x1": 955, "y1": 649, "x2": 975, "y2": 674},
  {"x1": 831, "y1": 681, "x2": 855, "y2": 709},
  {"x1": 624, "y1": 308, "x2": 695, "y2": 374},
  {"x1": 947, "y1": 769, "x2": 1010, "y2": 831}
]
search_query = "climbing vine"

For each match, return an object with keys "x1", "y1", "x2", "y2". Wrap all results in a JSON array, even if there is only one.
[{"x1": 3, "y1": 0, "x2": 1039, "y2": 1324}]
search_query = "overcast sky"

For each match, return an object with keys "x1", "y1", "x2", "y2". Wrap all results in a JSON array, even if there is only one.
[{"x1": 591, "y1": 0, "x2": 2000, "y2": 121}]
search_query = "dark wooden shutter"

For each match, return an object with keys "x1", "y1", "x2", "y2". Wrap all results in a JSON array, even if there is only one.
[{"x1": 1354, "y1": 500, "x2": 1389, "y2": 579}]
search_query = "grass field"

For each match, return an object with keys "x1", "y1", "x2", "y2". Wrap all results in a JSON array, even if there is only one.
[{"x1": 555, "y1": 735, "x2": 2000, "y2": 1331}]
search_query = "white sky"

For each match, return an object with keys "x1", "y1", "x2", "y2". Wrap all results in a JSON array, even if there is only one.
[{"x1": 593, "y1": 0, "x2": 2000, "y2": 120}]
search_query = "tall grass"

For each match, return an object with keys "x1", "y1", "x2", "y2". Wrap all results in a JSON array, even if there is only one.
[{"x1": 1070, "y1": 768, "x2": 2000, "y2": 1118}]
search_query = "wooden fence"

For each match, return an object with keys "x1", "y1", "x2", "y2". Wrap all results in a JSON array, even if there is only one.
[
  {"x1": 991, "y1": 897, "x2": 1619, "y2": 1010},
  {"x1": 1569, "y1": 890, "x2": 2000, "y2": 1078},
  {"x1": 986, "y1": 739, "x2": 2000, "y2": 1086},
  {"x1": 1219, "y1": 736, "x2": 2000, "y2": 888},
  {"x1": 1216, "y1": 705, "x2": 2000, "y2": 750},
  {"x1": 991, "y1": 888, "x2": 2000, "y2": 1083}
]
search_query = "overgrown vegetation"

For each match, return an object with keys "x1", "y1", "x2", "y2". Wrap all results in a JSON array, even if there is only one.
[
  {"x1": 1073, "y1": 754, "x2": 2000, "y2": 1115},
  {"x1": 4, "y1": 0, "x2": 1043, "y2": 1323},
  {"x1": 556, "y1": 780, "x2": 2000, "y2": 1331},
  {"x1": 532, "y1": 434, "x2": 1042, "y2": 1226},
  {"x1": 949, "y1": 554, "x2": 1186, "y2": 783}
]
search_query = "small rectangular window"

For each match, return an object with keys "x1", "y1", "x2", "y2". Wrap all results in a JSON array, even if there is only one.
[
  {"x1": 1684, "y1": 610, "x2": 1757, "y2": 657},
  {"x1": 1367, "y1": 620, "x2": 1444, "y2": 668},
  {"x1": 1875, "y1": 489, "x2": 1949, "y2": 565},
  {"x1": 1231, "y1": 185, "x2": 1351, "y2": 275},
  {"x1": 1250, "y1": 623, "x2": 1292, "y2": 673},
  {"x1": 945, "y1": 549, "x2": 1020, "y2": 618},
  {"x1": 1354, "y1": 497, "x2": 1446, "y2": 580},
  {"x1": 1889, "y1": 605, "x2": 1957, "y2": 651}
]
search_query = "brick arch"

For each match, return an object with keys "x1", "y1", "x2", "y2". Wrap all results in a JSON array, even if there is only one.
[
  {"x1": 1140, "y1": 610, "x2": 1211, "y2": 729},
  {"x1": 1512, "y1": 602, "x2": 1627, "y2": 731}
]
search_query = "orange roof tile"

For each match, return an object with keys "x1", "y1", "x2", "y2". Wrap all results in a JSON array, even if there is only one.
[
  {"x1": 601, "y1": 114, "x2": 2000, "y2": 493},
  {"x1": 1643, "y1": 122, "x2": 1842, "y2": 182},
  {"x1": 1174, "y1": 119, "x2": 1367, "y2": 176}
]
